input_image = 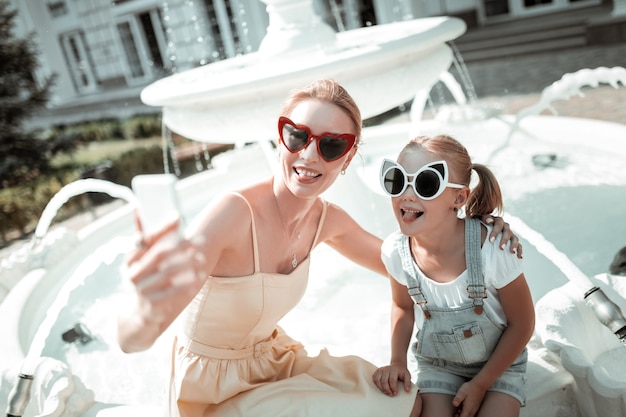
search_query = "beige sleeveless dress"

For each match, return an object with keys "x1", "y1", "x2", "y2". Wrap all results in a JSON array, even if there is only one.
[{"x1": 168, "y1": 194, "x2": 416, "y2": 416}]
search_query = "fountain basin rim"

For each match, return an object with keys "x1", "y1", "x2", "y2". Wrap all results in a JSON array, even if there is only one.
[
  {"x1": 0, "y1": 155, "x2": 269, "y2": 365},
  {"x1": 157, "y1": 44, "x2": 454, "y2": 142}
]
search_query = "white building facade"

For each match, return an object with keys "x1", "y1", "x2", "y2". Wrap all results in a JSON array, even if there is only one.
[{"x1": 9, "y1": 0, "x2": 603, "y2": 128}]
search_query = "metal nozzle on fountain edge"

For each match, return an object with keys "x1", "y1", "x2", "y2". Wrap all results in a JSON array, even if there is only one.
[
  {"x1": 584, "y1": 286, "x2": 626, "y2": 343},
  {"x1": 5, "y1": 373, "x2": 33, "y2": 417}
]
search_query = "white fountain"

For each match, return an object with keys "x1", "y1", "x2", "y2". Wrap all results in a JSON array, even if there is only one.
[
  {"x1": 2, "y1": 1, "x2": 626, "y2": 416},
  {"x1": 140, "y1": 0, "x2": 465, "y2": 144}
]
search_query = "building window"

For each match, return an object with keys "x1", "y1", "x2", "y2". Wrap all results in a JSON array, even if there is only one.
[
  {"x1": 60, "y1": 31, "x2": 97, "y2": 93},
  {"x1": 201, "y1": 0, "x2": 255, "y2": 60},
  {"x1": 483, "y1": 0, "x2": 510, "y2": 17},
  {"x1": 138, "y1": 11, "x2": 165, "y2": 70},
  {"x1": 47, "y1": 1, "x2": 68, "y2": 18},
  {"x1": 117, "y1": 21, "x2": 145, "y2": 79},
  {"x1": 318, "y1": 0, "x2": 376, "y2": 31},
  {"x1": 205, "y1": 1, "x2": 227, "y2": 61},
  {"x1": 116, "y1": 8, "x2": 168, "y2": 84},
  {"x1": 223, "y1": 1, "x2": 243, "y2": 56},
  {"x1": 524, "y1": 0, "x2": 553, "y2": 6}
]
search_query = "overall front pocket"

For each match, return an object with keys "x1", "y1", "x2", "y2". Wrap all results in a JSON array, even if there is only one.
[{"x1": 430, "y1": 322, "x2": 489, "y2": 364}]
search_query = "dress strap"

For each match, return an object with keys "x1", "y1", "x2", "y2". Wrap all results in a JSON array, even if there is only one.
[
  {"x1": 310, "y1": 199, "x2": 328, "y2": 248},
  {"x1": 227, "y1": 192, "x2": 260, "y2": 273},
  {"x1": 465, "y1": 217, "x2": 487, "y2": 314}
]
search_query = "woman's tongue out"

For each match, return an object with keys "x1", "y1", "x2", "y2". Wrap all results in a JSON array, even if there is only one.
[{"x1": 295, "y1": 167, "x2": 321, "y2": 183}]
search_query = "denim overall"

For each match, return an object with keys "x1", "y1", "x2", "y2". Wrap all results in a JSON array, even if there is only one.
[{"x1": 399, "y1": 218, "x2": 527, "y2": 402}]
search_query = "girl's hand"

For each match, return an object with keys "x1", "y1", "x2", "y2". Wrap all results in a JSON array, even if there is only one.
[
  {"x1": 372, "y1": 364, "x2": 413, "y2": 397},
  {"x1": 480, "y1": 215, "x2": 523, "y2": 259},
  {"x1": 452, "y1": 380, "x2": 487, "y2": 417}
]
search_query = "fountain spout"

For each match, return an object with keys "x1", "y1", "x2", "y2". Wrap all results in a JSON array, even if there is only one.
[{"x1": 31, "y1": 179, "x2": 138, "y2": 251}]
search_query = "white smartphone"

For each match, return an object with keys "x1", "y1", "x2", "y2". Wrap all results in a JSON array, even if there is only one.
[{"x1": 131, "y1": 173, "x2": 183, "y2": 240}]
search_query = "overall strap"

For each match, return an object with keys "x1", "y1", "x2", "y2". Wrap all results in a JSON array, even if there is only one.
[
  {"x1": 465, "y1": 217, "x2": 487, "y2": 315},
  {"x1": 400, "y1": 235, "x2": 431, "y2": 319}
]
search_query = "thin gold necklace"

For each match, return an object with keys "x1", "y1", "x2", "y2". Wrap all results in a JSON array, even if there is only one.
[{"x1": 272, "y1": 192, "x2": 302, "y2": 269}]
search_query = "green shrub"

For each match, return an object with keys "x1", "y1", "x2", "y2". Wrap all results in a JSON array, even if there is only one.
[
  {"x1": 0, "y1": 187, "x2": 30, "y2": 240},
  {"x1": 108, "y1": 145, "x2": 167, "y2": 187},
  {"x1": 0, "y1": 121, "x2": 232, "y2": 247},
  {"x1": 48, "y1": 119, "x2": 124, "y2": 144},
  {"x1": 121, "y1": 114, "x2": 162, "y2": 140},
  {"x1": 0, "y1": 168, "x2": 82, "y2": 244}
]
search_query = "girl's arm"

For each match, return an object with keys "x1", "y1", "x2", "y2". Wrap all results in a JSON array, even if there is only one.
[
  {"x1": 373, "y1": 278, "x2": 416, "y2": 396},
  {"x1": 452, "y1": 274, "x2": 535, "y2": 417}
]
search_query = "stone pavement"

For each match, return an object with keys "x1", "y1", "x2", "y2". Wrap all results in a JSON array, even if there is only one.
[
  {"x1": 458, "y1": 42, "x2": 626, "y2": 125},
  {"x1": 473, "y1": 85, "x2": 626, "y2": 125}
]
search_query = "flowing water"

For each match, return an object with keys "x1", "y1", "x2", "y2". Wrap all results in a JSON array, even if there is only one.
[{"x1": 21, "y1": 180, "x2": 138, "y2": 376}]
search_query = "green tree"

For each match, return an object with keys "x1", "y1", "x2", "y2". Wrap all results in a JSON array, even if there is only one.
[{"x1": 0, "y1": 0, "x2": 56, "y2": 188}]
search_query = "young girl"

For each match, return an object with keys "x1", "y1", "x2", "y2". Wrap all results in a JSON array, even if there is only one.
[{"x1": 373, "y1": 135, "x2": 535, "y2": 417}]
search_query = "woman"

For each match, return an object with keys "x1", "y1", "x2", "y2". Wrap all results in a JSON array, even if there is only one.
[{"x1": 117, "y1": 79, "x2": 520, "y2": 416}]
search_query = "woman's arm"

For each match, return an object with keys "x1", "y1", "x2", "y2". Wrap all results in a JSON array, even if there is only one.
[
  {"x1": 117, "y1": 193, "x2": 247, "y2": 352},
  {"x1": 452, "y1": 274, "x2": 535, "y2": 416},
  {"x1": 117, "y1": 221, "x2": 207, "y2": 352},
  {"x1": 373, "y1": 278, "x2": 416, "y2": 396},
  {"x1": 322, "y1": 205, "x2": 523, "y2": 276},
  {"x1": 322, "y1": 203, "x2": 388, "y2": 275}
]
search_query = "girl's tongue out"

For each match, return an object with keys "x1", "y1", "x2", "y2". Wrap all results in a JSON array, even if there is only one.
[{"x1": 401, "y1": 208, "x2": 423, "y2": 222}]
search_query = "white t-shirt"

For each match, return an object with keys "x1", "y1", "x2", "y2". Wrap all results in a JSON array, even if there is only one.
[{"x1": 381, "y1": 224, "x2": 524, "y2": 330}]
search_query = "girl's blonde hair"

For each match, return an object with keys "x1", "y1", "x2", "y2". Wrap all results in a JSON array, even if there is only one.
[{"x1": 400, "y1": 135, "x2": 503, "y2": 217}]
